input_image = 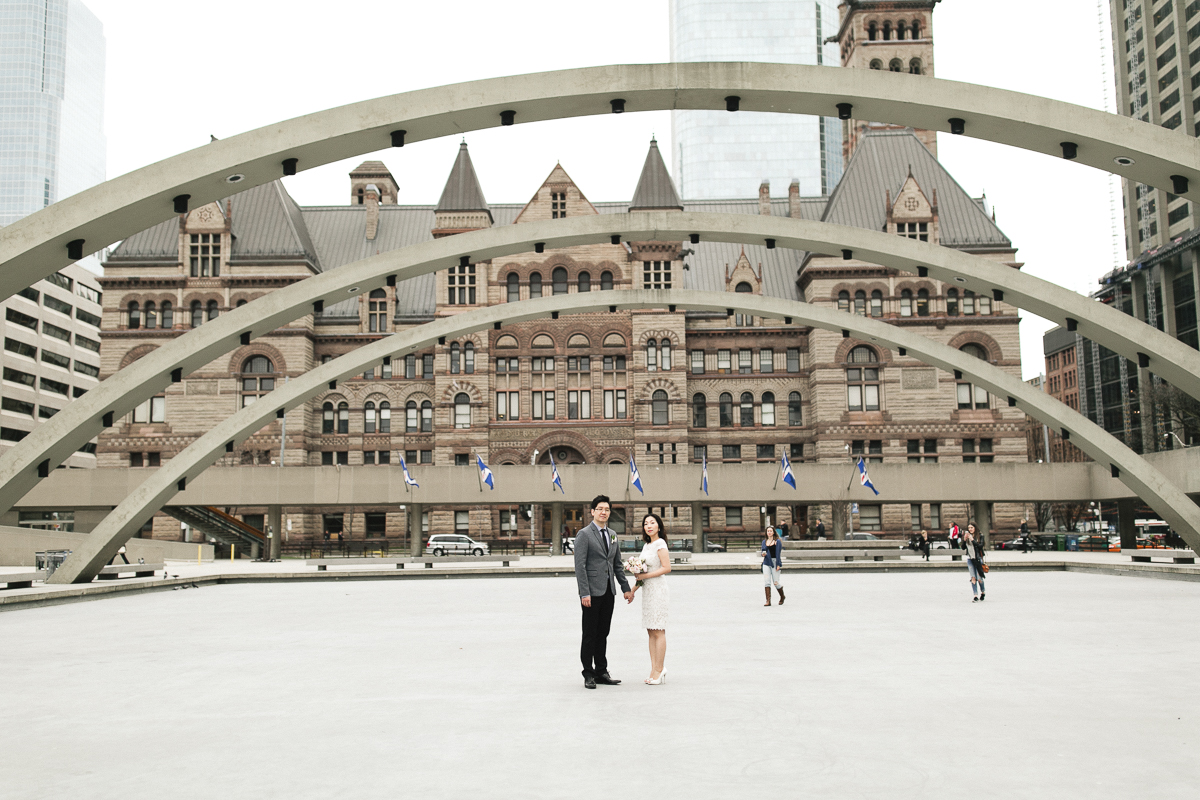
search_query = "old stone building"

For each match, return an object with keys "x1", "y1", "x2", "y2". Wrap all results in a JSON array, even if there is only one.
[{"x1": 96, "y1": 122, "x2": 1027, "y2": 545}]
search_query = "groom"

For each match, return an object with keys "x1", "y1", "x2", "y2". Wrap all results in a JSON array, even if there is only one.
[{"x1": 574, "y1": 494, "x2": 633, "y2": 689}]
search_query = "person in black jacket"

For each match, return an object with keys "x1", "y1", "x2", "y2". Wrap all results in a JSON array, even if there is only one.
[
  {"x1": 964, "y1": 523, "x2": 987, "y2": 602},
  {"x1": 760, "y1": 526, "x2": 785, "y2": 606},
  {"x1": 919, "y1": 529, "x2": 931, "y2": 561}
]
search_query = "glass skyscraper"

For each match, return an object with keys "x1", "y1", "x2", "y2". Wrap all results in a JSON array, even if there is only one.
[
  {"x1": 0, "y1": 0, "x2": 106, "y2": 227},
  {"x1": 669, "y1": 0, "x2": 843, "y2": 199}
]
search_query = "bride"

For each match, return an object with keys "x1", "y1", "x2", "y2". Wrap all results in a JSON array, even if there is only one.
[{"x1": 629, "y1": 512, "x2": 672, "y2": 684}]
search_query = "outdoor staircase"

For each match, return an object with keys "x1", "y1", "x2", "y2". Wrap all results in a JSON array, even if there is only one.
[{"x1": 164, "y1": 506, "x2": 266, "y2": 549}]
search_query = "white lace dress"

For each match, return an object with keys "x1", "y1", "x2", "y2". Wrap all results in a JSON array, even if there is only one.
[{"x1": 639, "y1": 539, "x2": 670, "y2": 630}]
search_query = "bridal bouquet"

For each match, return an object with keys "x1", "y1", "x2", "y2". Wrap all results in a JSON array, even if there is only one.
[{"x1": 623, "y1": 556, "x2": 646, "y2": 587}]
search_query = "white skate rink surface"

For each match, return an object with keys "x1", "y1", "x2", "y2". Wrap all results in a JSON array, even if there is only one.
[{"x1": 1, "y1": 571, "x2": 1196, "y2": 799}]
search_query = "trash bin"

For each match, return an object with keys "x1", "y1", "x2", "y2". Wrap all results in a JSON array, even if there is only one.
[
  {"x1": 1065, "y1": 534, "x2": 1079, "y2": 552},
  {"x1": 35, "y1": 549, "x2": 72, "y2": 578},
  {"x1": 1055, "y1": 534, "x2": 1065, "y2": 552}
]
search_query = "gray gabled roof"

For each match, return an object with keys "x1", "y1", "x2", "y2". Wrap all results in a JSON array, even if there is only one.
[
  {"x1": 822, "y1": 129, "x2": 1011, "y2": 249},
  {"x1": 629, "y1": 139, "x2": 683, "y2": 211},
  {"x1": 435, "y1": 142, "x2": 491, "y2": 219},
  {"x1": 229, "y1": 181, "x2": 321, "y2": 270}
]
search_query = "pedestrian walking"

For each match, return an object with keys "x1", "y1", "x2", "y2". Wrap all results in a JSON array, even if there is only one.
[
  {"x1": 814, "y1": 518, "x2": 826, "y2": 540},
  {"x1": 920, "y1": 529, "x2": 931, "y2": 561},
  {"x1": 760, "y1": 526, "x2": 785, "y2": 606},
  {"x1": 1020, "y1": 519, "x2": 1031, "y2": 553},
  {"x1": 779, "y1": 521, "x2": 789, "y2": 540},
  {"x1": 948, "y1": 521, "x2": 961, "y2": 549},
  {"x1": 964, "y1": 523, "x2": 987, "y2": 602}
]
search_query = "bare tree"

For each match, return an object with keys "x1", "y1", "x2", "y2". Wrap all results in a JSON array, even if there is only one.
[
  {"x1": 1033, "y1": 502, "x2": 1054, "y2": 532},
  {"x1": 1054, "y1": 502, "x2": 1088, "y2": 533},
  {"x1": 1147, "y1": 381, "x2": 1200, "y2": 445}
]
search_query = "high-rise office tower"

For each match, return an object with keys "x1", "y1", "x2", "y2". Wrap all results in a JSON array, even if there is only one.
[
  {"x1": 0, "y1": 0, "x2": 106, "y2": 227},
  {"x1": 1109, "y1": 0, "x2": 1198, "y2": 259},
  {"x1": 669, "y1": 0, "x2": 845, "y2": 199}
]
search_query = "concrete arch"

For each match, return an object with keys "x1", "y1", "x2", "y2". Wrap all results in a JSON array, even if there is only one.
[
  {"x1": 4, "y1": 61, "x2": 1200, "y2": 301},
  {"x1": 5, "y1": 211, "x2": 1200, "y2": 516},
  {"x1": 46, "y1": 288, "x2": 1200, "y2": 584}
]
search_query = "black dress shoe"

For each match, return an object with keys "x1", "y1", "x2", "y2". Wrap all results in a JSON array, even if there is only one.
[
  {"x1": 584, "y1": 675, "x2": 597, "y2": 689},
  {"x1": 595, "y1": 672, "x2": 621, "y2": 685}
]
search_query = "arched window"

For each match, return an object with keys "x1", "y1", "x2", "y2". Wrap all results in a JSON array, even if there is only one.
[
  {"x1": 207, "y1": 300, "x2": 219, "y2": 321},
  {"x1": 337, "y1": 401, "x2": 349, "y2": 434},
  {"x1": 957, "y1": 344, "x2": 991, "y2": 409},
  {"x1": 530, "y1": 272, "x2": 543, "y2": 298},
  {"x1": 450, "y1": 342, "x2": 460, "y2": 375},
  {"x1": 917, "y1": 288, "x2": 930, "y2": 317},
  {"x1": 190, "y1": 301, "x2": 202, "y2": 328},
  {"x1": 897, "y1": 20, "x2": 907, "y2": 39},
  {"x1": 454, "y1": 392, "x2": 471, "y2": 428},
  {"x1": 911, "y1": 19, "x2": 921, "y2": 38},
  {"x1": 646, "y1": 339, "x2": 657, "y2": 372},
  {"x1": 978, "y1": 293, "x2": 993, "y2": 315},
  {"x1": 692, "y1": 393, "x2": 707, "y2": 428},
  {"x1": 854, "y1": 290, "x2": 866, "y2": 316},
  {"x1": 735, "y1": 281, "x2": 752, "y2": 293},
  {"x1": 962, "y1": 290, "x2": 976, "y2": 316},
  {"x1": 870, "y1": 290, "x2": 883, "y2": 317},
  {"x1": 601, "y1": 271, "x2": 613, "y2": 291},
  {"x1": 651, "y1": 390, "x2": 669, "y2": 425},
  {"x1": 368, "y1": 289, "x2": 387, "y2": 332},
  {"x1": 578, "y1": 271, "x2": 591, "y2": 292},
  {"x1": 379, "y1": 402, "x2": 390, "y2": 433},
  {"x1": 889, "y1": 58, "x2": 903, "y2": 72},
  {"x1": 144, "y1": 301, "x2": 157, "y2": 329},
  {"x1": 506, "y1": 272, "x2": 519, "y2": 303},
  {"x1": 740, "y1": 392, "x2": 754, "y2": 426},
  {"x1": 900, "y1": 289, "x2": 913, "y2": 317},
  {"x1": 127, "y1": 301, "x2": 140, "y2": 329},
  {"x1": 161, "y1": 301, "x2": 173, "y2": 329},
  {"x1": 947, "y1": 288, "x2": 960, "y2": 316},
  {"x1": 846, "y1": 347, "x2": 880, "y2": 412},
  {"x1": 788, "y1": 392, "x2": 803, "y2": 426},
  {"x1": 322, "y1": 402, "x2": 334, "y2": 434},
  {"x1": 882, "y1": 21, "x2": 892, "y2": 40},
  {"x1": 406, "y1": 400, "x2": 418, "y2": 432},
  {"x1": 868, "y1": 21, "x2": 878, "y2": 40},
  {"x1": 869, "y1": 59, "x2": 883, "y2": 70},
  {"x1": 236, "y1": 299, "x2": 247, "y2": 308},
  {"x1": 421, "y1": 400, "x2": 433, "y2": 432},
  {"x1": 552, "y1": 267, "x2": 568, "y2": 295},
  {"x1": 909, "y1": 58, "x2": 922, "y2": 75},
  {"x1": 838, "y1": 290, "x2": 850, "y2": 312},
  {"x1": 761, "y1": 391, "x2": 776, "y2": 426},
  {"x1": 464, "y1": 342, "x2": 475, "y2": 374},
  {"x1": 240, "y1": 356, "x2": 275, "y2": 408},
  {"x1": 719, "y1": 392, "x2": 733, "y2": 428},
  {"x1": 660, "y1": 339, "x2": 671, "y2": 370},
  {"x1": 364, "y1": 401, "x2": 376, "y2": 433}
]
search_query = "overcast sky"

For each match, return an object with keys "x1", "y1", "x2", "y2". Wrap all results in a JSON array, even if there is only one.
[{"x1": 83, "y1": 0, "x2": 1119, "y2": 380}]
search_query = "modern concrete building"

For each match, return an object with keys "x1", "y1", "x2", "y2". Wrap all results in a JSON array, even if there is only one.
[
  {"x1": 669, "y1": 0, "x2": 846, "y2": 199},
  {"x1": 96, "y1": 128, "x2": 1026, "y2": 547},
  {"x1": 0, "y1": 0, "x2": 106, "y2": 227}
]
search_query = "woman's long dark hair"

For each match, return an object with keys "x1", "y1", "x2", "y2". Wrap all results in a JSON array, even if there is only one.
[{"x1": 641, "y1": 512, "x2": 668, "y2": 544}]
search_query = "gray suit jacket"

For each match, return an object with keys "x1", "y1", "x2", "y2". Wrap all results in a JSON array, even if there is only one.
[{"x1": 574, "y1": 521, "x2": 630, "y2": 599}]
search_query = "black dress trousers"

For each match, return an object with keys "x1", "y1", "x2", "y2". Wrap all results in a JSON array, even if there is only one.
[{"x1": 580, "y1": 584, "x2": 615, "y2": 678}]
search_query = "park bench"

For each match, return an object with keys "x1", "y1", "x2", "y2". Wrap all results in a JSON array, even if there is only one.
[
  {"x1": 306, "y1": 556, "x2": 512, "y2": 571},
  {"x1": 785, "y1": 549, "x2": 961, "y2": 562},
  {"x1": 1122, "y1": 548, "x2": 1196, "y2": 564},
  {"x1": 97, "y1": 563, "x2": 162, "y2": 579},
  {"x1": 0, "y1": 571, "x2": 46, "y2": 589}
]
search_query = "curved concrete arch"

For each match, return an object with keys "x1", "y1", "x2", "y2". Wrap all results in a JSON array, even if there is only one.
[
  {"x1": 49, "y1": 289, "x2": 1200, "y2": 584},
  {"x1": 3, "y1": 61, "x2": 1198, "y2": 300},
  {"x1": 5, "y1": 211, "x2": 1200, "y2": 515}
]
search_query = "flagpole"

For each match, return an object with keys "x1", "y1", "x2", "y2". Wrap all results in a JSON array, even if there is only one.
[
  {"x1": 773, "y1": 460, "x2": 781, "y2": 490},
  {"x1": 472, "y1": 449, "x2": 483, "y2": 493}
]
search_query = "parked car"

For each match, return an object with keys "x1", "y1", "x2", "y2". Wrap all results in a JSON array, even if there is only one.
[
  {"x1": 424, "y1": 534, "x2": 490, "y2": 556},
  {"x1": 705, "y1": 541, "x2": 726, "y2": 552},
  {"x1": 846, "y1": 532, "x2": 879, "y2": 540}
]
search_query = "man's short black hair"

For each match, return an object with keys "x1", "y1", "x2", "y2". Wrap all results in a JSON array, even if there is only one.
[{"x1": 590, "y1": 494, "x2": 612, "y2": 511}]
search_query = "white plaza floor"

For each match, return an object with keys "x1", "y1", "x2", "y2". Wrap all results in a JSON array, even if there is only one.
[{"x1": 1, "y1": 569, "x2": 1197, "y2": 799}]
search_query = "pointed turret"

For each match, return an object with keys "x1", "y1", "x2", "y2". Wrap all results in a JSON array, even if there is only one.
[
  {"x1": 629, "y1": 138, "x2": 683, "y2": 212},
  {"x1": 433, "y1": 141, "x2": 492, "y2": 237}
]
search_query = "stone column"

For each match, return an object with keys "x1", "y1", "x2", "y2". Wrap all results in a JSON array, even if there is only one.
[
  {"x1": 691, "y1": 501, "x2": 705, "y2": 553},
  {"x1": 409, "y1": 503, "x2": 423, "y2": 556},
  {"x1": 250, "y1": 541, "x2": 260, "y2": 560},
  {"x1": 1160, "y1": 260, "x2": 1179, "y2": 337},
  {"x1": 1118, "y1": 497, "x2": 1137, "y2": 549},
  {"x1": 972, "y1": 500, "x2": 991, "y2": 550},
  {"x1": 268, "y1": 504, "x2": 282, "y2": 561},
  {"x1": 551, "y1": 502, "x2": 563, "y2": 556}
]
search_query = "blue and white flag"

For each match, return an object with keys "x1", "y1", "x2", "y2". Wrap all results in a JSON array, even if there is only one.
[
  {"x1": 550, "y1": 452, "x2": 564, "y2": 494},
  {"x1": 476, "y1": 454, "x2": 494, "y2": 490},
  {"x1": 400, "y1": 455, "x2": 419, "y2": 488},
  {"x1": 857, "y1": 457, "x2": 879, "y2": 496},
  {"x1": 701, "y1": 453, "x2": 709, "y2": 496},
  {"x1": 629, "y1": 452, "x2": 644, "y2": 495},
  {"x1": 781, "y1": 453, "x2": 796, "y2": 490}
]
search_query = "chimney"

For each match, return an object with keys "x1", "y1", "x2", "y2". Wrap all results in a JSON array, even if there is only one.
[
  {"x1": 788, "y1": 179, "x2": 801, "y2": 219},
  {"x1": 364, "y1": 184, "x2": 380, "y2": 241},
  {"x1": 759, "y1": 180, "x2": 771, "y2": 215}
]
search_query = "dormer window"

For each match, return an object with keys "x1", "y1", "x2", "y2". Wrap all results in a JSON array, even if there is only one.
[
  {"x1": 189, "y1": 234, "x2": 221, "y2": 277},
  {"x1": 447, "y1": 264, "x2": 476, "y2": 305},
  {"x1": 368, "y1": 289, "x2": 388, "y2": 331},
  {"x1": 643, "y1": 261, "x2": 672, "y2": 290},
  {"x1": 898, "y1": 222, "x2": 928, "y2": 241},
  {"x1": 551, "y1": 192, "x2": 567, "y2": 219}
]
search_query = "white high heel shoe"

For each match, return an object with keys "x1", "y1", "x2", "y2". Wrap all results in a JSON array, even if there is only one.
[{"x1": 645, "y1": 669, "x2": 667, "y2": 685}]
